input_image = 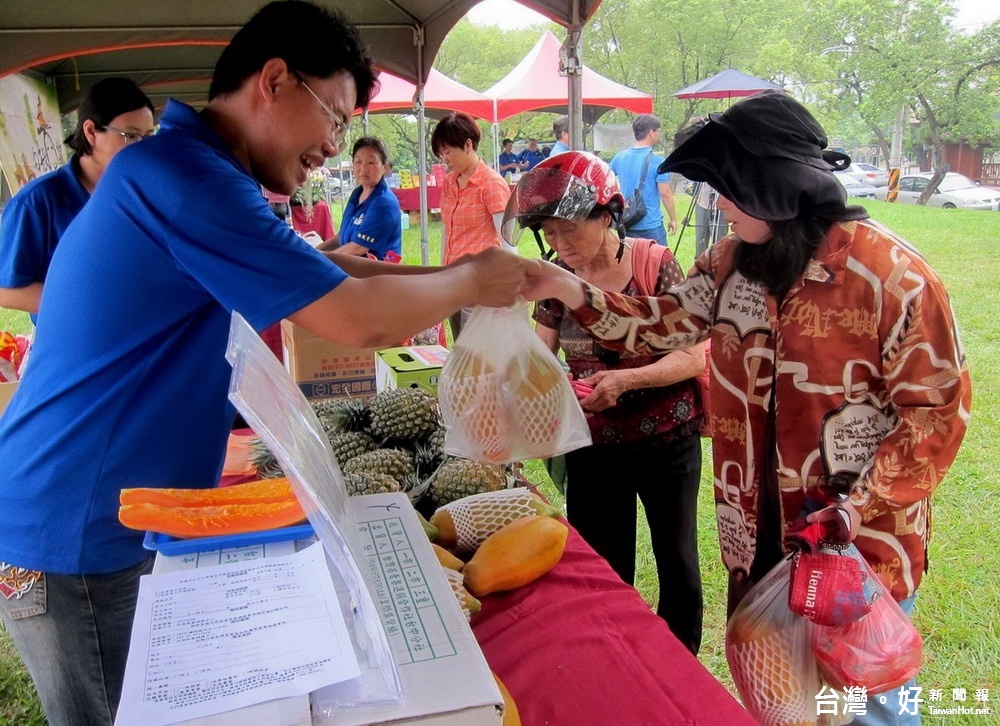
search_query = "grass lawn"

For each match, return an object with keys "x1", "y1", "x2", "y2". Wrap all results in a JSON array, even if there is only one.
[{"x1": 1, "y1": 196, "x2": 997, "y2": 724}]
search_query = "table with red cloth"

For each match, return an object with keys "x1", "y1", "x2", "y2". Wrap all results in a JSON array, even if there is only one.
[
  {"x1": 218, "y1": 463, "x2": 752, "y2": 723},
  {"x1": 473, "y1": 524, "x2": 754, "y2": 725},
  {"x1": 392, "y1": 186, "x2": 442, "y2": 212}
]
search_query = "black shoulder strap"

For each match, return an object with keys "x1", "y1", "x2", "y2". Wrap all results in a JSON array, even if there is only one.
[{"x1": 637, "y1": 148, "x2": 654, "y2": 187}]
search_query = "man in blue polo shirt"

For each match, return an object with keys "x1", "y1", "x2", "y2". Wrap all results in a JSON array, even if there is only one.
[
  {"x1": 518, "y1": 138, "x2": 546, "y2": 171},
  {"x1": 610, "y1": 114, "x2": 678, "y2": 246},
  {"x1": 497, "y1": 138, "x2": 521, "y2": 179},
  {"x1": 0, "y1": 4, "x2": 538, "y2": 724}
]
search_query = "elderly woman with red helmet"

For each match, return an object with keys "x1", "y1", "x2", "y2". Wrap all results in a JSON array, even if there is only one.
[{"x1": 504, "y1": 151, "x2": 707, "y2": 655}]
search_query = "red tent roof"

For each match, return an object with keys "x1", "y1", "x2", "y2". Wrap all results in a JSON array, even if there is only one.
[
  {"x1": 485, "y1": 31, "x2": 653, "y2": 123},
  {"x1": 362, "y1": 68, "x2": 494, "y2": 120}
]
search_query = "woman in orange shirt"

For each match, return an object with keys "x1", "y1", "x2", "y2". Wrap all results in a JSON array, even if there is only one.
[{"x1": 432, "y1": 112, "x2": 512, "y2": 339}]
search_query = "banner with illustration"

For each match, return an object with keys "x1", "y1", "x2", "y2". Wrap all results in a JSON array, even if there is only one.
[{"x1": 0, "y1": 73, "x2": 66, "y2": 199}]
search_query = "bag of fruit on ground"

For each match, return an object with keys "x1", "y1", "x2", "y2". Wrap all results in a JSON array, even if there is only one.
[{"x1": 438, "y1": 304, "x2": 591, "y2": 464}]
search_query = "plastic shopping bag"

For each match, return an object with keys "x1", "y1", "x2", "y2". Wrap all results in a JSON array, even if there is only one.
[
  {"x1": 726, "y1": 555, "x2": 820, "y2": 726},
  {"x1": 788, "y1": 543, "x2": 882, "y2": 626},
  {"x1": 811, "y1": 559, "x2": 923, "y2": 693},
  {"x1": 437, "y1": 304, "x2": 591, "y2": 464}
]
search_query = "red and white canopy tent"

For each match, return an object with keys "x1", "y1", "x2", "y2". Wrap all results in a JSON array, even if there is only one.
[
  {"x1": 484, "y1": 30, "x2": 653, "y2": 166},
  {"x1": 363, "y1": 68, "x2": 494, "y2": 121},
  {"x1": 487, "y1": 30, "x2": 653, "y2": 124}
]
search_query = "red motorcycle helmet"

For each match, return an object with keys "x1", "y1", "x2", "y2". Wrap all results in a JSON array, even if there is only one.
[{"x1": 501, "y1": 151, "x2": 626, "y2": 251}]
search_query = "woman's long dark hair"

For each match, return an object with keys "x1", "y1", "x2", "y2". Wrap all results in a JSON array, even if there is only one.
[{"x1": 733, "y1": 214, "x2": 831, "y2": 299}]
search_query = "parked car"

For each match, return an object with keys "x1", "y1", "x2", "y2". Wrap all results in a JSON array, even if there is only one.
[
  {"x1": 326, "y1": 176, "x2": 345, "y2": 197},
  {"x1": 874, "y1": 172, "x2": 1000, "y2": 210},
  {"x1": 834, "y1": 171, "x2": 878, "y2": 199},
  {"x1": 845, "y1": 163, "x2": 889, "y2": 187}
]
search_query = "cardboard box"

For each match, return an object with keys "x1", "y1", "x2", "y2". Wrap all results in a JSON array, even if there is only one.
[
  {"x1": 0, "y1": 380, "x2": 18, "y2": 416},
  {"x1": 375, "y1": 345, "x2": 450, "y2": 393},
  {"x1": 280, "y1": 320, "x2": 378, "y2": 401}
]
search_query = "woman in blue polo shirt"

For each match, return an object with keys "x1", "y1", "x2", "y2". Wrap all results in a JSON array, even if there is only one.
[
  {"x1": 0, "y1": 78, "x2": 155, "y2": 322},
  {"x1": 320, "y1": 135, "x2": 402, "y2": 261}
]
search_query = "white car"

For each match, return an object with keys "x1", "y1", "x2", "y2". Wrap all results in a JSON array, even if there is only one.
[
  {"x1": 874, "y1": 172, "x2": 1000, "y2": 210},
  {"x1": 834, "y1": 171, "x2": 878, "y2": 199},
  {"x1": 845, "y1": 163, "x2": 889, "y2": 187}
]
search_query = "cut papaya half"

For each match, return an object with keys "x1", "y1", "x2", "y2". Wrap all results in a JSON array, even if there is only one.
[
  {"x1": 119, "y1": 477, "x2": 293, "y2": 507},
  {"x1": 118, "y1": 498, "x2": 306, "y2": 539}
]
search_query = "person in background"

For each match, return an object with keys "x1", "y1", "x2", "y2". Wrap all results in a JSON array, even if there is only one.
[
  {"x1": 551, "y1": 115, "x2": 570, "y2": 155},
  {"x1": 0, "y1": 4, "x2": 540, "y2": 724},
  {"x1": 432, "y1": 111, "x2": 512, "y2": 339},
  {"x1": 506, "y1": 150, "x2": 706, "y2": 654},
  {"x1": 610, "y1": 114, "x2": 677, "y2": 247},
  {"x1": 497, "y1": 138, "x2": 521, "y2": 179},
  {"x1": 318, "y1": 136, "x2": 401, "y2": 261},
  {"x1": 518, "y1": 137, "x2": 546, "y2": 171},
  {"x1": 0, "y1": 78, "x2": 155, "y2": 322},
  {"x1": 524, "y1": 90, "x2": 971, "y2": 726}
]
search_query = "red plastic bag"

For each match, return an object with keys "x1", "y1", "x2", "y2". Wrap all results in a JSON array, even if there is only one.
[
  {"x1": 811, "y1": 576, "x2": 922, "y2": 693},
  {"x1": 788, "y1": 544, "x2": 881, "y2": 626},
  {"x1": 727, "y1": 555, "x2": 820, "y2": 726}
]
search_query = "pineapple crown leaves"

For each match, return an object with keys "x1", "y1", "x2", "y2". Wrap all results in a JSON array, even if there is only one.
[{"x1": 319, "y1": 397, "x2": 372, "y2": 434}]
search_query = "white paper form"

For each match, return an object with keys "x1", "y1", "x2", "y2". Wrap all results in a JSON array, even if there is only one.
[{"x1": 116, "y1": 542, "x2": 360, "y2": 726}]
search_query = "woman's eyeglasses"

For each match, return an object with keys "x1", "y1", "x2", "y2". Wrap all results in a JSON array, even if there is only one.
[{"x1": 102, "y1": 126, "x2": 154, "y2": 145}]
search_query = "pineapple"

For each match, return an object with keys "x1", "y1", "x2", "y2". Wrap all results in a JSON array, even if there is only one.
[
  {"x1": 343, "y1": 472, "x2": 401, "y2": 496},
  {"x1": 249, "y1": 437, "x2": 284, "y2": 479},
  {"x1": 367, "y1": 388, "x2": 440, "y2": 442},
  {"x1": 342, "y1": 448, "x2": 415, "y2": 481},
  {"x1": 324, "y1": 397, "x2": 372, "y2": 433},
  {"x1": 399, "y1": 471, "x2": 433, "y2": 505},
  {"x1": 428, "y1": 456, "x2": 507, "y2": 507},
  {"x1": 413, "y1": 441, "x2": 443, "y2": 480},
  {"x1": 329, "y1": 431, "x2": 376, "y2": 466}
]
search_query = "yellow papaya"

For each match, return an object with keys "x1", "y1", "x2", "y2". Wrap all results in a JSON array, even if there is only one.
[
  {"x1": 463, "y1": 515, "x2": 568, "y2": 597},
  {"x1": 432, "y1": 543, "x2": 465, "y2": 571},
  {"x1": 493, "y1": 671, "x2": 522, "y2": 726}
]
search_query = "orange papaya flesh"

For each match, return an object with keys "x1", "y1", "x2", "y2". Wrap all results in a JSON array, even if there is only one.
[
  {"x1": 118, "y1": 498, "x2": 306, "y2": 539},
  {"x1": 119, "y1": 477, "x2": 292, "y2": 507}
]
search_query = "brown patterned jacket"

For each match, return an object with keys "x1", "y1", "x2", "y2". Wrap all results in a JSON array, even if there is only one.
[{"x1": 570, "y1": 219, "x2": 972, "y2": 601}]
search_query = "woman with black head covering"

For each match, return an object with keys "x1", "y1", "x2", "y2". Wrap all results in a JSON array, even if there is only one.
[
  {"x1": 524, "y1": 90, "x2": 971, "y2": 725},
  {"x1": 0, "y1": 78, "x2": 155, "y2": 320}
]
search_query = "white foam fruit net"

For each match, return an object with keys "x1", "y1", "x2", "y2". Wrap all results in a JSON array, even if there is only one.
[
  {"x1": 726, "y1": 556, "x2": 820, "y2": 726},
  {"x1": 445, "y1": 487, "x2": 542, "y2": 555}
]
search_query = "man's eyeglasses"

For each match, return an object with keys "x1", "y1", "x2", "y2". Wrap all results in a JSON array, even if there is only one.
[
  {"x1": 102, "y1": 126, "x2": 154, "y2": 145},
  {"x1": 290, "y1": 70, "x2": 349, "y2": 154}
]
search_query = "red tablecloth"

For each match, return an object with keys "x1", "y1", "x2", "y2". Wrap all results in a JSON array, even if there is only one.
[
  {"x1": 392, "y1": 186, "x2": 441, "y2": 211},
  {"x1": 472, "y1": 524, "x2": 754, "y2": 725},
  {"x1": 220, "y1": 459, "x2": 751, "y2": 723}
]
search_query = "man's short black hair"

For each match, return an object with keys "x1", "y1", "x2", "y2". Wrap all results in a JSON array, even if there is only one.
[
  {"x1": 502, "y1": 138, "x2": 513, "y2": 147},
  {"x1": 632, "y1": 113, "x2": 660, "y2": 141},
  {"x1": 209, "y1": 0, "x2": 377, "y2": 108}
]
